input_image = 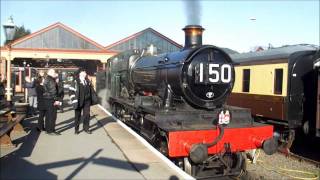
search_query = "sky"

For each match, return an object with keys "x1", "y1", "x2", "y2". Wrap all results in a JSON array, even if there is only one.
[{"x1": 0, "y1": 0, "x2": 319, "y2": 53}]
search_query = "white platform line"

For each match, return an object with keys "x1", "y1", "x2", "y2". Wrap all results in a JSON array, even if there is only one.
[{"x1": 97, "y1": 105, "x2": 195, "y2": 180}]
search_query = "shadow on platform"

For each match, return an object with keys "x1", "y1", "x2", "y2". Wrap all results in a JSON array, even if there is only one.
[
  {"x1": 1, "y1": 113, "x2": 149, "y2": 179},
  {"x1": 1, "y1": 148, "x2": 149, "y2": 179}
]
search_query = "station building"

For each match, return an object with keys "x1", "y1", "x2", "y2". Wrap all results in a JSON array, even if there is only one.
[{"x1": 0, "y1": 22, "x2": 182, "y2": 92}]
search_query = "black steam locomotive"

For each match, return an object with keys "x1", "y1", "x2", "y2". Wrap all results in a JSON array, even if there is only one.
[{"x1": 105, "y1": 25, "x2": 277, "y2": 178}]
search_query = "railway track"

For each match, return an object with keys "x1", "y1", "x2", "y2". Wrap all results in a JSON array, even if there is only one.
[
  {"x1": 287, "y1": 152, "x2": 320, "y2": 168},
  {"x1": 245, "y1": 150, "x2": 319, "y2": 180}
]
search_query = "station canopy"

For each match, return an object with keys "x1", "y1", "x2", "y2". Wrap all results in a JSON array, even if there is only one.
[
  {"x1": 0, "y1": 22, "x2": 185, "y2": 76},
  {"x1": 0, "y1": 22, "x2": 116, "y2": 64},
  {"x1": 105, "y1": 27, "x2": 183, "y2": 54}
]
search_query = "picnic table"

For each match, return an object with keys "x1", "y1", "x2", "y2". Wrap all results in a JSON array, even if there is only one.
[{"x1": 0, "y1": 105, "x2": 26, "y2": 148}]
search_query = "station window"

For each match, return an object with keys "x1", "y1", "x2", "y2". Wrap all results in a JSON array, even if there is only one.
[
  {"x1": 242, "y1": 69, "x2": 250, "y2": 92},
  {"x1": 274, "y1": 68, "x2": 283, "y2": 95}
]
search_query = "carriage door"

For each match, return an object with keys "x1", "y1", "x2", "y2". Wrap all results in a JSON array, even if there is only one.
[
  {"x1": 287, "y1": 52, "x2": 316, "y2": 130},
  {"x1": 316, "y1": 66, "x2": 320, "y2": 137}
]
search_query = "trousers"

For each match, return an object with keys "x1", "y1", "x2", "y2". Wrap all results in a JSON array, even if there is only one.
[
  {"x1": 74, "y1": 100, "x2": 91, "y2": 131},
  {"x1": 38, "y1": 109, "x2": 46, "y2": 130},
  {"x1": 44, "y1": 99, "x2": 57, "y2": 133},
  {"x1": 28, "y1": 96, "x2": 37, "y2": 108}
]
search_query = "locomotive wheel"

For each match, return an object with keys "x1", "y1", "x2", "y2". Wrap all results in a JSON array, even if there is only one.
[
  {"x1": 278, "y1": 130, "x2": 295, "y2": 154},
  {"x1": 153, "y1": 132, "x2": 168, "y2": 156},
  {"x1": 183, "y1": 152, "x2": 247, "y2": 178},
  {"x1": 111, "y1": 103, "x2": 118, "y2": 117},
  {"x1": 113, "y1": 104, "x2": 125, "y2": 120},
  {"x1": 220, "y1": 152, "x2": 246, "y2": 175},
  {"x1": 228, "y1": 152, "x2": 247, "y2": 177}
]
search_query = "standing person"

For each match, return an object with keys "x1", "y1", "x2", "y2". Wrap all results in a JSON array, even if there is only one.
[
  {"x1": 56, "y1": 73, "x2": 64, "y2": 113},
  {"x1": 35, "y1": 76, "x2": 46, "y2": 132},
  {"x1": 69, "y1": 69, "x2": 98, "y2": 134},
  {"x1": 0, "y1": 74, "x2": 5, "y2": 101},
  {"x1": 25, "y1": 76, "x2": 37, "y2": 116},
  {"x1": 43, "y1": 68, "x2": 61, "y2": 135},
  {"x1": 38, "y1": 70, "x2": 45, "y2": 78}
]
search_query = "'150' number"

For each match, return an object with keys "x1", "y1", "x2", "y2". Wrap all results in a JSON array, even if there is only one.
[{"x1": 198, "y1": 63, "x2": 232, "y2": 83}]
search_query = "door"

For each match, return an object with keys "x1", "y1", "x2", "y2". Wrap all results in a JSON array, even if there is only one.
[{"x1": 316, "y1": 70, "x2": 320, "y2": 137}]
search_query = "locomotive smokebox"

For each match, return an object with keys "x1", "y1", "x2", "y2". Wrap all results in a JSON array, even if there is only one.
[{"x1": 183, "y1": 25, "x2": 205, "y2": 49}]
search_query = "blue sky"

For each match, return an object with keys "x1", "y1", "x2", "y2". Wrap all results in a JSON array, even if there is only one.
[{"x1": 1, "y1": 0, "x2": 319, "y2": 52}]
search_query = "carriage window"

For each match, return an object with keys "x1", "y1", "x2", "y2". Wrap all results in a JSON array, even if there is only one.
[
  {"x1": 242, "y1": 69, "x2": 250, "y2": 92},
  {"x1": 274, "y1": 69, "x2": 283, "y2": 94}
]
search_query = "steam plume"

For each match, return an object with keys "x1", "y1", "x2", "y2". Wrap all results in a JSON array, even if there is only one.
[{"x1": 184, "y1": 0, "x2": 202, "y2": 25}]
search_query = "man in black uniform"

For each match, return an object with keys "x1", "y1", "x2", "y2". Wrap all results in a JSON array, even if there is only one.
[
  {"x1": 56, "y1": 73, "x2": 64, "y2": 113},
  {"x1": 69, "y1": 69, "x2": 93, "y2": 134},
  {"x1": 43, "y1": 69, "x2": 61, "y2": 135}
]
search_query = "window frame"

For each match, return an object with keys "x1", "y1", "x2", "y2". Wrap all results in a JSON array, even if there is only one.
[
  {"x1": 242, "y1": 69, "x2": 250, "y2": 93},
  {"x1": 274, "y1": 68, "x2": 283, "y2": 95}
]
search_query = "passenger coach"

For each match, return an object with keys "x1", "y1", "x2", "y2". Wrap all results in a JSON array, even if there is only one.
[{"x1": 227, "y1": 45, "x2": 319, "y2": 149}]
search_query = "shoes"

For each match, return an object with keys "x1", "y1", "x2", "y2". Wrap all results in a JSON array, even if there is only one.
[
  {"x1": 84, "y1": 130, "x2": 92, "y2": 134},
  {"x1": 47, "y1": 132, "x2": 61, "y2": 136},
  {"x1": 75, "y1": 130, "x2": 80, "y2": 135},
  {"x1": 54, "y1": 131, "x2": 61, "y2": 135},
  {"x1": 36, "y1": 127, "x2": 44, "y2": 132}
]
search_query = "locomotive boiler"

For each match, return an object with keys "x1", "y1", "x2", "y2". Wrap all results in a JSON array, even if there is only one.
[{"x1": 105, "y1": 25, "x2": 277, "y2": 178}]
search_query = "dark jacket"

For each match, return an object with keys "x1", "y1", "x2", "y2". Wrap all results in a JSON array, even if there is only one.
[
  {"x1": 57, "y1": 81, "x2": 64, "y2": 102},
  {"x1": 69, "y1": 78, "x2": 93, "y2": 109},
  {"x1": 25, "y1": 80, "x2": 37, "y2": 97},
  {"x1": 0, "y1": 81, "x2": 5, "y2": 100},
  {"x1": 36, "y1": 84, "x2": 46, "y2": 110},
  {"x1": 43, "y1": 75, "x2": 58, "y2": 100}
]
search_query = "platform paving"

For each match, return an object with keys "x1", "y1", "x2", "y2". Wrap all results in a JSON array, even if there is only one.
[
  {"x1": 91, "y1": 106, "x2": 186, "y2": 180},
  {"x1": 0, "y1": 104, "x2": 185, "y2": 179}
]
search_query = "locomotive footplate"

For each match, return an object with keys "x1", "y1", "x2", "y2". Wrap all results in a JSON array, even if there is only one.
[{"x1": 142, "y1": 105, "x2": 259, "y2": 131}]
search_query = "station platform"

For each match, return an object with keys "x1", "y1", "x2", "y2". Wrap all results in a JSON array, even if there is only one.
[{"x1": 0, "y1": 104, "x2": 191, "y2": 179}]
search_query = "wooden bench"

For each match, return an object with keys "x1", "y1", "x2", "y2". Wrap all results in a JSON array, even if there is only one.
[
  {"x1": 0, "y1": 110, "x2": 26, "y2": 148},
  {"x1": 0, "y1": 108, "x2": 13, "y2": 121}
]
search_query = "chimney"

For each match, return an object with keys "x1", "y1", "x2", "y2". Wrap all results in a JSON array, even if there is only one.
[{"x1": 183, "y1": 25, "x2": 204, "y2": 49}]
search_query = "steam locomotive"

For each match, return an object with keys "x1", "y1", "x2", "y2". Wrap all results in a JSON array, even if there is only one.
[{"x1": 105, "y1": 25, "x2": 277, "y2": 178}]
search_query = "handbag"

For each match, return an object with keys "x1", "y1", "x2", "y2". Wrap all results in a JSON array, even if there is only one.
[{"x1": 90, "y1": 86, "x2": 99, "y2": 105}]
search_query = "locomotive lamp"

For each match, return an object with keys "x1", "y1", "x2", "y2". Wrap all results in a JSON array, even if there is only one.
[
  {"x1": 3, "y1": 16, "x2": 16, "y2": 41},
  {"x1": 3, "y1": 16, "x2": 16, "y2": 102}
]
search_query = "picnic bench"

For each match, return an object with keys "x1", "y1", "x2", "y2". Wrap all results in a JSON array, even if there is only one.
[{"x1": 0, "y1": 106, "x2": 26, "y2": 148}]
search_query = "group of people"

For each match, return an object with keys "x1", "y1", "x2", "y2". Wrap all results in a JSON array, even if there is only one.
[{"x1": 26, "y1": 68, "x2": 97, "y2": 136}]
